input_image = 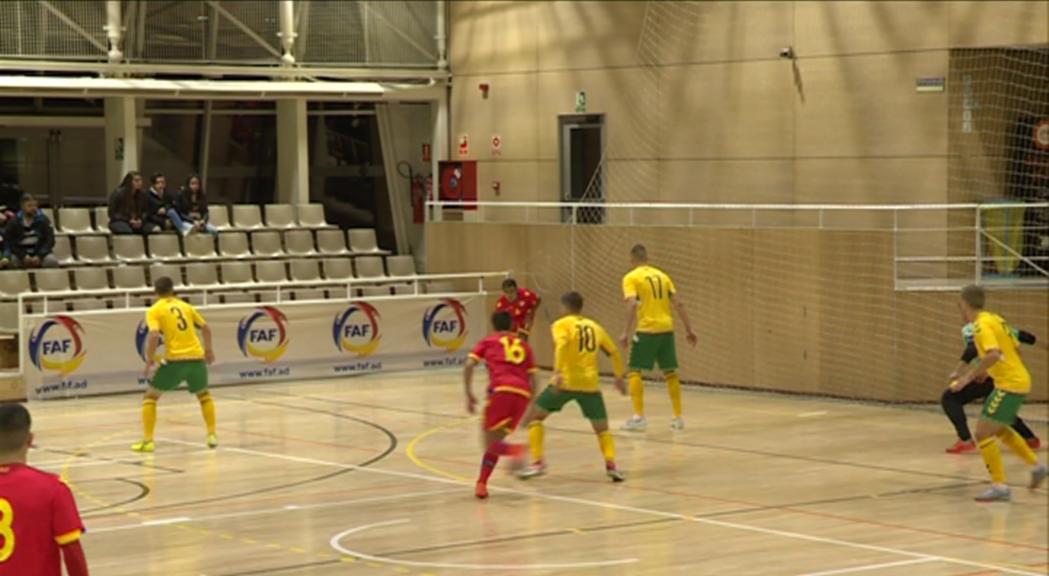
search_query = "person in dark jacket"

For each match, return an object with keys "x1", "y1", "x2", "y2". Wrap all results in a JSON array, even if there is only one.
[
  {"x1": 145, "y1": 172, "x2": 176, "y2": 232},
  {"x1": 108, "y1": 171, "x2": 156, "y2": 235},
  {"x1": 0, "y1": 194, "x2": 59, "y2": 269},
  {"x1": 173, "y1": 174, "x2": 216, "y2": 236}
]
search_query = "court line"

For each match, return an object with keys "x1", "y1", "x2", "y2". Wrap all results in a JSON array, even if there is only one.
[
  {"x1": 329, "y1": 519, "x2": 640, "y2": 570},
  {"x1": 405, "y1": 418, "x2": 475, "y2": 482},
  {"x1": 796, "y1": 557, "x2": 939, "y2": 576},
  {"x1": 159, "y1": 438, "x2": 1047, "y2": 576}
]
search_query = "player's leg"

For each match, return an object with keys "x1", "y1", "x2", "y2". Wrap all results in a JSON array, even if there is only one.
[
  {"x1": 476, "y1": 394, "x2": 528, "y2": 498},
  {"x1": 185, "y1": 361, "x2": 217, "y2": 448},
  {"x1": 624, "y1": 334, "x2": 656, "y2": 431},
  {"x1": 973, "y1": 389, "x2": 1045, "y2": 500},
  {"x1": 656, "y1": 333, "x2": 684, "y2": 430},
  {"x1": 1010, "y1": 416, "x2": 1040, "y2": 449},
  {"x1": 132, "y1": 363, "x2": 179, "y2": 452},
  {"x1": 581, "y1": 394, "x2": 624, "y2": 481},
  {"x1": 941, "y1": 380, "x2": 993, "y2": 453},
  {"x1": 518, "y1": 386, "x2": 563, "y2": 479}
]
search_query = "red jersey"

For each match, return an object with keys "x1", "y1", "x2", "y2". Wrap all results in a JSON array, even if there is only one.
[
  {"x1": 0, "y1": 464, "x2": 84, "y2": 576},
  {"x1": 469, "y1": 332, "x2": 537, "y2": 398},
  {"x1": 495, "y1": 288, "x2": 539, "y2": 332}
]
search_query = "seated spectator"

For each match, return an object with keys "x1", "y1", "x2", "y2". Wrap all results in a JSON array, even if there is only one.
[
  {"x1": 145, "y1": 172, "x2": 176, "y2": 232},
  {"x1": 173, "y1": 174, "x2": 217, "y2": 236},
  {"x1": 0, "y1": 194, "x2": 59, "y2": 269},
  {"x1": 0, "y1": 179, "x2": 21, "y2": 254},
  {"x1": 108, "y1": 171, "x2": 156, "y2": 235}
]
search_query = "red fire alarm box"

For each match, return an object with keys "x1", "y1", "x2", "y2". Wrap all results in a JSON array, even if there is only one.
[{"x1": 439, "y1": 161, "x2": 477, "y2": 210}]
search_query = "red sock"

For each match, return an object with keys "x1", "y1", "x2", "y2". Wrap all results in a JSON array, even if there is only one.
[
  {"x1": 479, "y1": 452, "x2": 498, "y2": 484},
  {"x1": 488, "y1": 440, "x2": 525, "y2": 457}
]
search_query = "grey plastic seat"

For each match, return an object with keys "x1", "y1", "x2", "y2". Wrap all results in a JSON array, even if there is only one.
[
  {"x1": 218, "y1": 232, "x2": 251, "y2": 258},
  {"x1": 359, "y1": 286, "x2": 391, "y2": 297},
  {"x1": 291, "y1": 288, "x2": 326, "y2": 301},
  {"x1": 209, "y1": 205, "x2": 231, "y2": 230},
  {"x1": 220, "y1": 292, "x2": 255, "y2": 304},
  {"x1": 185, "y1": 234, "x2": 217, "y2": 259},
  {"x1": 73, "y1": 267, "x2": 110, "y2": 291},
  {"x1": 0, "y1": 302, "x2": 18, "y2": 332},
  {"x1": 296, "y1": 204, "x2": 332, "y2": 228},
  {"x1": 185, "y1": 263, "x2": 219, "y2": 287},
  {"x1": 74, "y1": 236, "x2": 111, "y2": 264},
  {"x1": 354, "y1": 256, "x2": 385, "y2": 279},
  {"x1": 149, "y1": 263, "x2": 184, "y2": 287},
  {"x1": 251, "y1": 231, "x2": 283, "y2": 257},
  {"x1": 34, "y1": 269, "x2": 71, "y2": 292},
  {"x1": 255, "y1": 261, "x2": 288, "y2": 283},
  {"x1": 220, "y1": 261, "x2": 254, "y2": 286},
  {"x1": 290, "y1": 260, "x2": 321, "y2": 282},
  {"x1": 386, "y1": 255, "x2": 416, "y2": 277},
  {"x1": 113, "y1": 265, "x2": 148, "y2": 290},
  {"x1": 58, "y1": 208, "x2": 94, "y2": 234},
  {"x1": 232, "y1": 205, "x2": 264, "y2": 229},
  {"x1": 113, "y1": 236, "x2": 148, "y2": 262},
  {"x1": 265, "y1": 204, "x2": 295, "y2": 228},
  {"x1": 70, "y1": 299, "x2": 106, "y2": 311},
  {"x1": 284, "y1": 230, "x2": 315, "y2": 257},
  {"x1": 426, "y1": 281, "x2": 455, "y2": 294},
  {"x1": 41, "y1": 208, "x2": 56, "y2": 228},
  {"x1": 393, "y1": 285, "x2": 416, "y2": 295},
  {"x1": 149, "y1": 235, "x2": 183, "y2": 260},
  {"x1": 316, "y1": 229, "x2": 348, "y2": 255},
  {"x1": 93, "y1": 207, "x2": 109, "y2": 232},
  {"x1": 322, "y1": 258, "x2": 353, "y2": 281},
  {"x1": 181, "y1": 293, "x2": 205, "y2": 306},
  {"x1": 347, "y1": 229, "x2": 389, "y2": 255},
  {"x1": 0, "y1": 271, "x2": 31, "y2": 298},
  {"x1": 53, "y1": 236, "x2": 75, "y2": 265}
]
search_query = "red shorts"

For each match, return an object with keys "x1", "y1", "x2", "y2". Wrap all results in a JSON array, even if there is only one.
[{"x1": 484, "y1": 391, "x2": 531, "y2": 432}]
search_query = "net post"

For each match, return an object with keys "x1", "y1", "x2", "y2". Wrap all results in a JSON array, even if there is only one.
[
  {"x1": 17, "y1": 293, "x2": 25, "y2": 378},
  {"x1": 818, "y1": 209, "x2": 825, "y2": 229},
  {"x1": 629, "y1": 206, "x2": 635, "y2": 226},
  {"x1": 688, "y1": 207, "x2": 693, "y2": 227},
  {"x1": 975, "y1": 204, "x2": 983, "y2": 285},
  {"x1": 892, "y1": 209, "x2": 899, "y2": 289},
  {"x1": 571, "y1": 205, "x2": 578, "y2": 225}
]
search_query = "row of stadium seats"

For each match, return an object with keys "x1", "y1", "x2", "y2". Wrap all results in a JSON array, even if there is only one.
[
  {"x1": 0, "y1": 256, "x2": 444, "y2": 331},
  {"x1": 40, "y1": 203, "x2": 331, "y2": 235},
  {"x1": 45, "y1": 228, "x2": 388, "y2": 266}
]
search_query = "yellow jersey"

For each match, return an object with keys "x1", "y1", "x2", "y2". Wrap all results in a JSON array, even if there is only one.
[
  {"x1": 622, "y1": 265, "x2": 676, "y2": 333},
  {"x1": 972, "y1": 311, "x2": 1031, "y2": 394},
  {"x1": 551, "y1": 314, "x2": 623, "y2": 393},
  {"x1": 146, "y1": 297, "x2": 207, "y2": 361}
]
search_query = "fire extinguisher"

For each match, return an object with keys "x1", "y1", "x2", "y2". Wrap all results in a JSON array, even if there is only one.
[{"x1": 411, "y1": 175, "x2": 427, "y2": 224}]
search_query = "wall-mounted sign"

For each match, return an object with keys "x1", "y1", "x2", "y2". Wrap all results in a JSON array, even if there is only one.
[
  {"x1": 575, "y1": 91, "x2": 588, "y2": 113},
  {"x1": 458, "y1": 134, "x2": 469, "y2": 157},
  {"x1": 491, "y1": 134, "x2": 502, "y2": 157},
  {"x1": 915, "y1": 77, "x2": 945, "y2": 93}
]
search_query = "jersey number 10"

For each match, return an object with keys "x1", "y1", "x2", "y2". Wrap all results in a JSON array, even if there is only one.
[{"x1": 576, "y1": 325, "x2": 597, "y2": 352}]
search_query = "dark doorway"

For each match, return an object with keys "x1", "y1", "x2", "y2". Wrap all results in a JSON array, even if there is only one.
[{"x1": 559, "y1": 114, "x2": 605, "y2": 224}]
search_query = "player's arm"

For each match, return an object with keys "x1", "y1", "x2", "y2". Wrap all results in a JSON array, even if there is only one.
[
  {"x1": 464, "y1": 344, "x2": 484, "y2": 414},
  {"x1": 143, "y1": 308, "x2": 161, "y2": 375},
  {"x1": 523, "y1": 343, "x2": 540, "y2": 396},
  {"x1": 524, "y1": 291, "x2": 541, "y2": 332},
  {"x1": 668, "y1": 278, "x2": 697, "y2": 346},
  {"x1": 552, "y1": 324, "x2": 569, "y2": 388},
  {"x1": 62, "y1": 540, "x2": 90, "y2": 576},
  {"x1": 958, "y1": 324, "x2": 1002, "y2": 388},
  {"x1": 620, "y1": 275, "x2": 639, "y2": 348},
  {"x1": 191, "y1": 307, "x2": 215, "y2": 364},
  {"x1": 598, "y1": 326, "x2": 626, "y2": 395},
  {"x1": 54, "y1": 482, "x2": 89, "y2": 576}
]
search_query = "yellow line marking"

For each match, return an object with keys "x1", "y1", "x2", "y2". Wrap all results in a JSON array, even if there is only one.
[{"x1": 404, "y1": 418, "x2": 475, "y2": 482}]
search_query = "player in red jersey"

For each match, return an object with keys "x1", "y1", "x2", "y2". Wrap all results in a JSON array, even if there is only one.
[
  {"x1": 495, "y1": 278, "x2": 541, "y2": 341},
  {"x1": 0, "y1": 404, "x2": 89, "y2": 576},
  {"x1": 464, "y1": 310, "x2": 538, "y2": 499}
]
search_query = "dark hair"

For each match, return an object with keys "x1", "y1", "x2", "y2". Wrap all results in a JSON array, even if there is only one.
[
  {"x1": 185, "y1": 174, "x2": 204, "y2": 195},
  {"x1": 491, "y1": 311, "x2": 513, "y2": 332},
  {"x1": 630, "y1": 244, "x2": 648, "y2": 262},
  {"x1": 19, "y1": 193, "x2": 35, "y2": 206},
  {"x1": 154, "y1": 276, "x2": 175, "y2": 296},
  {"x1": 150, "y1": 172, "x2": 165, "y2": 185},
  {"x1": 118, "y1": 170, "x2": 141, "y2": 192},
  {"x1": 961, "y1": 284, "x2": 986, "y2": 309},
  {"x1": 501, "y1": 278, "x2": 518, "y2": 290},
  {"x1": 0, "y1": 404, "x2": 31, "y2": 453},
  {"x1": 561, "y1": 291, "x2": 584, "y2": 313}
]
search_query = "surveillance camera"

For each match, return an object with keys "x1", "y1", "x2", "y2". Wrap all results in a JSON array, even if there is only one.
[{"x1": 779, "y1": 46, "x2": 795, "y2": 60}]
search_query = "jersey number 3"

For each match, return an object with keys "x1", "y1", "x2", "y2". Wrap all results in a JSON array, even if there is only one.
[
  {"x1": 171, "y1": 307, "x2": 188, "y2": 331},
  {"x1": 499, "y1": 337, "x2": 526, "y2": 365},
  {"x1": 0, "y1": 498, "x2": 14, "y2": 562}
]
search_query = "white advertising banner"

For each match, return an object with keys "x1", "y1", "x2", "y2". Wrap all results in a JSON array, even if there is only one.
[{"x1": 23, "y1": 296, "x2": 485, "y2": 400}]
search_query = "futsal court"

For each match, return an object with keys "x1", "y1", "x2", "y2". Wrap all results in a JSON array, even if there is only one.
[{"x1": 29, "y1": 371, "x2": 1048, "y2": 576}]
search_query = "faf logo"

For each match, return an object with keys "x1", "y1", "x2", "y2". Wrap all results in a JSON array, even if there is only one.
[
  {"x1": 237, "y1": 306, "x2": 289, "y2": 363},
  {"x1": 422, "y1": 299, "x2": 468, "y2": 352},
  {"x1": 333, "y1": 302, "x2": 381, "y2": 357},
  {"x1": 28, "y1": 316, "x2": 87, "y2": 375},
  {"x1": 135, "y1": 321, "x2": 166, "y2": 362}
]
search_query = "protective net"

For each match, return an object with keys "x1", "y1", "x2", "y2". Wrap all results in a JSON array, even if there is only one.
[{"x1": 491, "y1": 5, "x2": 1048, "y2": 403}]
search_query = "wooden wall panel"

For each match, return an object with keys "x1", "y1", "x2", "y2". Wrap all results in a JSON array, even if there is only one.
[
  {"x1": 450, "y1": 72, "x2": 537, "y2": 161},
  {"x1": 449, "y1": 1, "x2": 538, "y2": 75},
  {"x1": 948, "y1": 1, "x2": 1049, "y2": 48},
  {"x1": 795, "y1": 51, "x2": 949, "y2": 158},
  {"x1": 659, "y1": 160, "x2": 794, "y2": 204},
  {"x1": 795, "y1": 158, "x2": 948, "y2": 204},
  {"x1": 795, "y1": 1, "x2": 948, "y2": 57},
  {"x1": 535, "y1": 1, "x2": 647, "y2": 71},
  {"x1": 653, "y1": 1, "x2": 793, "y2": 65},
  {"x1": 660, "y1": 60, "x2": 795, "y2": 159}
]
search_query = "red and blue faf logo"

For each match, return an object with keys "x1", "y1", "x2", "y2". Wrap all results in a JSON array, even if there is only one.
[
  {"x1": 28, "y1": 316, "x2": 87, "y2": 375},
  {"x1": 422, "y1": 299, "x2": 468, "y2": 352},
  {"x1": 135, "y1": 320, "x2": 166, "y2": 362},
  {"x1": 333, "y1": 302, "x2": 381, "y2": 357},
  {"x1": 237, "y1": 306, "x2": 290, "y2": 363}
]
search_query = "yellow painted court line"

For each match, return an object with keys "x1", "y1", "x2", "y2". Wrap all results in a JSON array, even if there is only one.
[{"x1": 404, "y1": 418, "x2": 475, "y2": 482}]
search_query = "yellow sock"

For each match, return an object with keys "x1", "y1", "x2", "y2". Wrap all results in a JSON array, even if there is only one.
[
  {"x1": 978, "y1": 437, "x2": 1007, "y2": 484},
  {"x1": 198, "y1": 392, "x2": 217, "y2": 435},
  {"x1": 528, "y1": 421, "x2": 545, "y2": 462},
  {"x1": 142, "y1": 398, "x2": 158, "y2": 441},
  {"x1": 665, "y1": 372, "x2": 682, "y2": 418},
  {"x1": 628, "y1": 372, "x2": 644, "y2": 417},
  {"x1": 597, "y1": 431, "x2": 616, "y2": 462},
  {"x1": 997, "y1": 427, "x2": 1037, "y2": 466}
]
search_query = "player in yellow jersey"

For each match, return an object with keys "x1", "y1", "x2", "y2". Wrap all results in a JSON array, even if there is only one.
[
  {"x1": 131, "y1": 276, "x2": 217, "y2": 453},
  {"x1": 516, "y1": 291, "x2": 627, "y2": 481},
  {"x1": 620, "y1": 244, "x2": 697, "y2": 432},
  {"x1": 953, "y1": 285, "x2": 1046, "y2": 502}
]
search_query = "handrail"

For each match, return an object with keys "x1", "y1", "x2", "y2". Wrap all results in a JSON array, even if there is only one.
[{"x1": 428, "y1": 200, "x2": 1049, "y2": 211}]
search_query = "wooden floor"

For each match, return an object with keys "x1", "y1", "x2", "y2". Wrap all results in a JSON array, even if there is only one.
[{"x1": 27, "y1": 372, "x2": 1049, "y2": 576}]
